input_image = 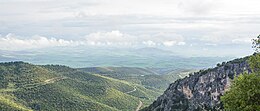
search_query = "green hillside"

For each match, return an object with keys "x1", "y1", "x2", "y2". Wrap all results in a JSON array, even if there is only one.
[
  {"x1": 0, "y1": 62, "x2": 160, "y2": 111},
  {"x1": 79, "y1": 67, "x2": 194, "y2": 90}
]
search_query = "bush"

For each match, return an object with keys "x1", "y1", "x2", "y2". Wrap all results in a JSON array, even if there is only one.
[
  {"x1": 249, "y1": 53, "x2": 260, "y2": 72},
  {"x1": 221, "y1": 73, "x2": 260, "y2": 110}
]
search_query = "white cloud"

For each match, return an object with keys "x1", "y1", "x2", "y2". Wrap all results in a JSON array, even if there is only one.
[
  {"x1": 142, "y1": 40, "x2": 157, "y2": 47},
  {"x1": 205, "y1": 43, "x2": 217, "y2": 46},
  {"x1": 85, "y1": 30, "x2": 137, "y2": 47},
  {"x1": 0, "y1": 0, "x2": 259, "y2": 57},
  {"x1": 0, "y1": 31, "x2": 188, "y2": 50},
  {"x1": 232, "y1": 38, "x2": 252, "y2": 44},
  {"x1": 178, "y1": 0, "x2": 219, "y2": 15},
  {"x1": 0, "y1": 33, "x2": 76, "y2": 51},
  {"x1": 86, "y1": 30, "x2": 127, "y2": 43},
  {"x1": 163, "y1": 41, "x2": 186, "y2": 46},
  {"x1": 163, "y1": 41, "x2": 177, "y2": 47},
  {"x1": 199, "y1": 31, "x2": 255, "y2": 45},
  {"x1": 85, "y1": 31, "x2": 185, "y2": 47},
  {"x1": 177, "y1": 42, "x2": 186, "y2": 45}
]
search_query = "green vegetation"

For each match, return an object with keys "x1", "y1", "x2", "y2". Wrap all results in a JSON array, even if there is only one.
[
  {"x1": 221, "y1": 36, "x2": 260, "y2": 111},
  {"x1": 252, "y1": 35, "x2": 260, "y2": 52},
  {"x1": 249, "y1": 53, "x2": 260, "y2": 72},
  {"x1": 221, "y1": 72, "x2": 260, "y2": 110},
  {"x1": 0, "y1": 94, "x2": 32, "y2": 111},
  {"x1": 79, "y1": 67, "x2": 193, "y2": 90},
  {"x1": 0, "y1": 62, "x2": 160, "y2": 111}
]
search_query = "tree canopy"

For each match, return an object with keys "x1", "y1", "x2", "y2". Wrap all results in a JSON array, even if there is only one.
[
  {"x1": 252, "y1": 35, "x2": 260, "y2": 52},
  {"x1": 221, "y1": 35, "x2": 260, "y2": 111},
  {"x1": 221, "y1": 72, "x2": 260, "y2": 110}
]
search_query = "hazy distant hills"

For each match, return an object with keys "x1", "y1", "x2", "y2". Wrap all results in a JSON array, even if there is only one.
[
  {"x1": 79, "y1": 67, "x2": 194, "y2": 90},
  {"x1": 0, "y1": 47, "x2": 232, "y2": 69}
]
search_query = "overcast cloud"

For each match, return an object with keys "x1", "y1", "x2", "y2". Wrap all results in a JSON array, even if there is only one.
[{"x1": 0, "y1": 0, "x2": 259, "y2": 56}]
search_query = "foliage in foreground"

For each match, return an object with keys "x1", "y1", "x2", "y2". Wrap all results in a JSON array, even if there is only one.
[
  {"x1": 221, "y1": 72, "x2": 260, "y2": 110},
  {"x1": 221, "y1": 36, "x2": 260, "y2": 110}
]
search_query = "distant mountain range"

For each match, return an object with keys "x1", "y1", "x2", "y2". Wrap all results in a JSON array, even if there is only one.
[{"x1": 0, "y1": 47, "x2": 233, "y2": 69}]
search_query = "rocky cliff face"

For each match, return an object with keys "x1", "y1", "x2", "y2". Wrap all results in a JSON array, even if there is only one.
[{"x1": 144, "y1": 57, "x2": 252, "y2": 111}]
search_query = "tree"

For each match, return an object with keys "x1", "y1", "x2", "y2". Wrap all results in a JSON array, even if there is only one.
[
  {"x1": 221, "y1": 73, "x2": 260, "y2": 111},
  {"x1": 249, "y1": 53, "x2": 260, "y2": 72},
  {"x1": 221, "y1": 35, "x2": 260, "y2": 111},
  {"x1": 250, "y1": 35, "x2": 260, "y2": 72},
  {"x1": 252, "y1": 35, "x2": 260, "y2": 52}
]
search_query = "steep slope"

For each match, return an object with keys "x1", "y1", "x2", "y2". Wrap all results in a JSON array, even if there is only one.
[
  {"x1": 0, "y1": 62, "x2": 159, "y2": 111},
  {"x1": 144, "y1": 56, "x2": 252, "y2": 111}
]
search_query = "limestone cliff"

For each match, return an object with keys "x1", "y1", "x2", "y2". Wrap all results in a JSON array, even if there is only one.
[{"x1": 144, "y1": 56, "x2": 252, "y2": 111}]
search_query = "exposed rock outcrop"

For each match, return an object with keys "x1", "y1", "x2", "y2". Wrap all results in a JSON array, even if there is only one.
[{"x1": 144, "y1": 56, "x2": 252, "y2": 111}]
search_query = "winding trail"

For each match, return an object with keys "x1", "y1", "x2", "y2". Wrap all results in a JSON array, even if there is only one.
[
  {"x1": 124, "y1": 86, "x2": 143, "y2": 111},
  {"x1": 135, "y1": 100, "x2": 143, "y2": 111},
  {"x1": 44, "y1": 76, "x2": 67, "y2": 84},
  {"x1": 125, "y1": 86, "x2": 137, "y2": 94},
  {"x1": 0, "y1": 76, "x2": 67, "y2": 93}
]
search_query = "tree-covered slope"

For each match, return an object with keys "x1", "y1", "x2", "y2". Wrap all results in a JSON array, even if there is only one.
[
  {"x1": 79, "y1": 67, "x2": 193, "y2": 90},
  {"x1": 0, "y1": 62, "x2": 159, "y2": 111}
]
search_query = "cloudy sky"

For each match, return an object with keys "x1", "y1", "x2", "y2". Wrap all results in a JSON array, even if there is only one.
[{"x1": 0, "y1": 0, "x2": 259, "y2": 57}]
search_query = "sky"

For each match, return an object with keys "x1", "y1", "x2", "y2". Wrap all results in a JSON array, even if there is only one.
[{"x1": 0, "y1": 0, "x2": 260, "y2": 57}]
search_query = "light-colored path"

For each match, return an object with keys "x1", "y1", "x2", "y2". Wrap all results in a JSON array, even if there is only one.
[
  {"x1": 135, "y1": 100, "x2": 143, "y2": 111},
  {"x1": 44, "y1": 76, "x2": 67, "y2": 84},
  {"x1": 125, "y1": 86, "x2": 137, "y2": 94},
  {"x1": 0, "y1": 76, "x2": 67, "y2": 93},
  {"x1": 124, "y1": 86, "x2": 143, "y2": 111}
]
